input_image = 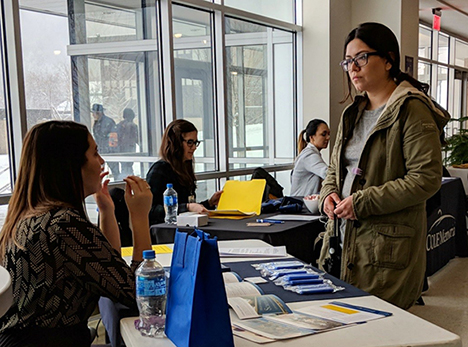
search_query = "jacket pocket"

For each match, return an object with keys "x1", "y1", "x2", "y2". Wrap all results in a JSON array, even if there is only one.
[{"x1": 371, "y1": 224, "x2": 415, "y2": 270}]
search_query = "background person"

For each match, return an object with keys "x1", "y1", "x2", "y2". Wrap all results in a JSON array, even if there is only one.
[
  {"x1": 319, "y1": 22, "x2": 449, "y2": 309},
  {"x1": 0, "y1": 121, "x2": 152, "y2": 346},
  {"x1": 91, "y1": 103, "x2": 120, "y2": 179},
  {"x1": 290, "y1": 119, "x2": 330, "y2": 196},
  {"x1": 117, "y1": 108, "x2": 139, "y2": 177},
  {"x1": 146, "y1": 119, "x2": 222, "y2": 225}
]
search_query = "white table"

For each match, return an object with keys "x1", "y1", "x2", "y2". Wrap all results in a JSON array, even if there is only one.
[
  {"x1": 447, "y1": 166, "x2": 468, "y2": 195},
  {"x1": 120, "y1": 240, "x2": 461, "y2": 347},
  {"x1": 0, "y1": 266, "x2": 12, "y2": 318}
]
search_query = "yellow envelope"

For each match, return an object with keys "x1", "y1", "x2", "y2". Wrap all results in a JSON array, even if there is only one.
[
  {"x1": 121, "y1": 244, "x2": 173, "y2": 257},
  {"x1": 214, "y1": 179, "x2": 266, "y2": 216}
]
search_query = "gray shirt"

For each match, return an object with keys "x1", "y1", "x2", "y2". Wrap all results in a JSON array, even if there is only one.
[
  {"x1": 290, "y1": 143, "x2": 328, "y2": 196},
  {"x1": 340, "y1": 104, "x2": 385, "y2": 243}
]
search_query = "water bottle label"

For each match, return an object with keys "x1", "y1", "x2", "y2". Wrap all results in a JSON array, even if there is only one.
[
  {"x1": 164, "y1": 195, "x2": 177, "y2": 206},
  {"x1": 136, "y1": 276, "x2": 166, "y2": 296}
]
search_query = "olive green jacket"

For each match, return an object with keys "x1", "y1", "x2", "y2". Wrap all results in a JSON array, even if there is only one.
[{"x1": 318, "y1": 81, "x2": 450, "y2": 309}]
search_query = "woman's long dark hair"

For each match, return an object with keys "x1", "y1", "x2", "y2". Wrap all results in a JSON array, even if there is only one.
[
  {"x1": 297, "y1": 119, "x2": 327, "y2": 154},
  {"x1": 0, "y1": 121, "x2": 90, "y2": 260},
  {"x1": 341, "y1": 22, "x2": 429, "y2": 103},
  {"x1": 159, "y1": 119, "x2": 197, "y2": 191}
]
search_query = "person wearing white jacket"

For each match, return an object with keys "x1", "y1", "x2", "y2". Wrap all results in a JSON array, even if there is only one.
[{"x1": 290, "y1": 119, "x2": 330, "y2": 196}]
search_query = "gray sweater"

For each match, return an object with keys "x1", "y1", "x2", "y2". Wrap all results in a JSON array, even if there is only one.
[{"x1": 290, "y1": 143, "x2": 328, "y2": 196}]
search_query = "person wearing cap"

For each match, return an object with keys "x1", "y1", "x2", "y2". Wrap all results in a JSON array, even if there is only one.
[{"x1": 91, "y1": 103, "x2": 120, "y2": 179}]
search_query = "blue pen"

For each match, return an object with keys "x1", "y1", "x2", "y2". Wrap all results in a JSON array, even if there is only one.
[
  {"x1": 329, "y1": 301, "x2": 393, "y2": 317},
  {"x1": 256, "y1": 219, "x2": 284, "y2": 224}
]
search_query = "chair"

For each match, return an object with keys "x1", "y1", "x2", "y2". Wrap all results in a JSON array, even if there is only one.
[
  {"x1": 251, "y1": 167, "x2": 284, "y2": 201},
  {"x1": 109, "y1": 188, "x2": 133, "y2": 247},
  {"x1": 0, "y1": 266, "x2": 13, "y2": 318}
]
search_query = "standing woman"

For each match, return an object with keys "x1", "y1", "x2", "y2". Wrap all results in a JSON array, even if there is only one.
[
  {"x1": 0, "y1": 121, "x2": 152, "y2": 346},
  {"x1": 146, "y1": 119, "x2": 222, "y2": 225},
  {"x1": 290, "y1": 119, "x2": 330, "y2": 196},
  {"x1": 319, "y1": 22, "x2": 449, "y2": 309}
]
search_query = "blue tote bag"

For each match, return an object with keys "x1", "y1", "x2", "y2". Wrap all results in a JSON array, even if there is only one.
[{"x1": 165, "y1": 229, "x2": 234, "y2": 347}]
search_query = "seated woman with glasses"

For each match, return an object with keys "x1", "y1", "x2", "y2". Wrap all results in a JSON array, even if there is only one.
[
  {"x1": 0, "y1": 121, "x2": 152, "y2": 346},
  {"x1": 319, "y1": 22, "x2": 449, "y2": 309},
  {"x1": 290, "y1": 119, "x2": 330, "y2": 196},
  {"x1": 146, "y1": 119, "x2": 222, "y2": 225}
]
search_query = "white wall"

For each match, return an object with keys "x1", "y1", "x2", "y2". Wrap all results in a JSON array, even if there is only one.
[{"x1": 301, "y1": 0, "x2": 419, "y2": 162}]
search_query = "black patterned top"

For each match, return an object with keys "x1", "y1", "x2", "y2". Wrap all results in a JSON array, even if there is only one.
[{"x1": 0, "y1": 207, "x2": 137, "y2": 331}]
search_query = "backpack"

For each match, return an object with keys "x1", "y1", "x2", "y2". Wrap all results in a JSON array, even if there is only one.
[{"x1": 251, "y1": 167, "x2": 284, "y2": 201}]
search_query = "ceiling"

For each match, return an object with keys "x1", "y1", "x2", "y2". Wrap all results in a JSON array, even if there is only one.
[{"x1": 419, "y1": 0, "x2": 468, "y2": 40}]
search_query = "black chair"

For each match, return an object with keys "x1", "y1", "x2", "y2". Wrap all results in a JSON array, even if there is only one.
[
  {"x1": 251, "y1": 167, "x2": 284, "y2": 201},
  {"x1": 109, "y1": 188, "x2": 133, "y2": 247}
]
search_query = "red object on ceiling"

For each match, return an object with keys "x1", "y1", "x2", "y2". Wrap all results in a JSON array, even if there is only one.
[{"x1": 433, "y1": 14, "x2": 441, "y2": 31}]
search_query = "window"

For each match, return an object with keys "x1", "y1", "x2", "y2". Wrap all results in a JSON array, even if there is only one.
[
  {"x1": 0, "y1": 24, "x2": 10, "y2": 194},
  {"x1": 438, "y1": 33, "x2": 449, "y2": 64},
  {"x1": 172, "y1": 5, "x2": 216, "y2": 173},
  {"x1": 417, "y1": 61, "x2": 431, "y2": 86},
  {"x1": 224, "y1": 0, "x2": 296, "y2": 24},
  {"x1": 20, "y1": 9, "x2": 71, "y2": 129},
  {"x1": 225, "y1": 17, "x2": 295, "y2": 170},
  {"x1": 454, "y1": 39, "x2": 468, "y2": 68},
  {"x1": 2, "y1": 0, "x2": 300, "y2": 201},
  {"x1": 68, "y1": 0, "x2": 161, "y2": 181},
  {"x1": 418, "y1": 25, "x2": 432, "y2": 59},
  {"x1": 436, "y1": 66, "x2": 448, "y2": 109}
]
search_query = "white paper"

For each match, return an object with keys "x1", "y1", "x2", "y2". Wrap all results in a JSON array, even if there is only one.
[
  {"x1": 223, "y1": 272, "x2": 242, "y2": 284},
  {"x1": 228, "y1": 297, "x2": 261, "y2": 319},
  {"x1": 244, "y1": 276, "x2": 268, "y2": 284},
  {"x1": 267, "y1": 214, "x2": 321, "y2": 221},
  {"x1": 296, "y1": 303, "x2": 386, "y2": 324},
  {"x1": 232, "y1": 327, "x2": 275, "y2": 344},
  {"x1": 219, "y1": 246, "x2": 287, "y2": 258},
  {"x1": 233, "y1": 318, "x2": 315, "y2": 340},
  {"x1": 225, "y1": 282, "x2": 262, "y2": 298}
]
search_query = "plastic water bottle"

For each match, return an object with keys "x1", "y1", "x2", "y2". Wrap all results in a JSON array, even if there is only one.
[
  {"x1": 135, "y1": 250, "x2": 167, "y2": 338},
  {"x1": 164, "y1": 183, "x2": 178, "y2": 224}
]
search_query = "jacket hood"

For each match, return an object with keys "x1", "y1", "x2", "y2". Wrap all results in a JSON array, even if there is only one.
[{"x1": 354, "y1": 81, "x2": 450, "y2": 134}]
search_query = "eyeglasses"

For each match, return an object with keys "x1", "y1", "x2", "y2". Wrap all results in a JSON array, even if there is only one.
[
  {"x1": 184, "y1": 139, "x2": 201, "y2": 148},
  {"x1": 339, "y1": 52, "x2": 381, "y2": 72}
]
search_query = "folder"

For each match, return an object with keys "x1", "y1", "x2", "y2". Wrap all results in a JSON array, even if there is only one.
[
  {"x1": 209, "y1": 179, "x2": 266, "y2": 219},
  {"x1": 121, "y1": 244, "x2": 173, "y2": 257}
]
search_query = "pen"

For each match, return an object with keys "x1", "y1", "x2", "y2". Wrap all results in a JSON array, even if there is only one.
[
  {"x1": 256, "y1": 219, "x2": 284, "y2": 224},
  {"x1": 329, "y1": 301, "x2": 393, "y2": 317}
]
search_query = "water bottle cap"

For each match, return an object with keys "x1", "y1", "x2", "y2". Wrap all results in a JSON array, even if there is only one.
[
  {"x1": 143, "y1": 250, "x2": 156, "y2": 259},
  {"x1": 167, "y1": 183, "x2": 173, "y2": 188}
]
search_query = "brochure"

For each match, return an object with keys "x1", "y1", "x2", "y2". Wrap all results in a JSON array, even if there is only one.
[
  {"x1": 219, "y1": 246, "x2": 287, "y2": 258},
  {"x1": 267, "y1": 214, "x2": 321, "y2": 222},
  {"x1": 232, "y1": 326, "x2": 275, "y2": 344},
  {"x1": 233, "y1": 317, "x2": 315, "y2": 340},
  {"x1": 231, "y1": 299, "x2": 391, "y2": 342},
  {"x1": 222, "y1": 272, "x2": 243, "y2": 284},
  {"x1": 223, "y1": 271, "x2": 392, "y2": 342},
  {"x1": 296, "y1": 301, "x2": 392, "y2": 324},
  {"x1": 224, "y1": 280, "x2": 292, "y2": 320}
]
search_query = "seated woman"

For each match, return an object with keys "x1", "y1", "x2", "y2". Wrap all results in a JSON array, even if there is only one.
[
  {"x1": 146, "y1": 119, "x2": 222, "y2": 225},
  {"x1": 0, "y1": 121, "x2": 152, "y2": 347},
  {"x1": 290, "y1": 119, "x2": 330, "y2": 196}
]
